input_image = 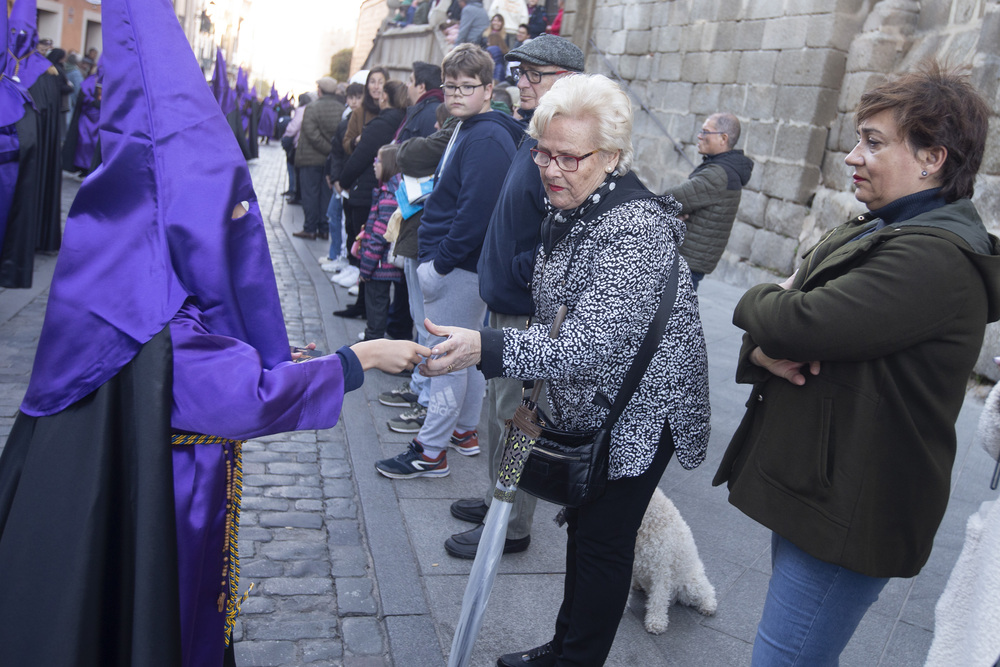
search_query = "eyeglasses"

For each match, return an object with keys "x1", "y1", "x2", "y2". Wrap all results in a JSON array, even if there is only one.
[
  {"x1": 441, "y1": 82, "x2": 486, "y2": 96},
  {"x1": 697, "y1": 129, "x2": 726, "y2": 137},
  {"x1": 511, "y1": 67, "x2": 569, "y2": 84},
  {"x1": 530, "y1": 148, "x2": 597, "y2": 172}
]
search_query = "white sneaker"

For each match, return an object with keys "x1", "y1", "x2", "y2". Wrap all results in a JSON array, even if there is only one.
[
  {"x1": 320, "y1": 256, "x2": 349, "y2": 273},
  {"x1": 357, "y1": 331, "x2": 365, "y2": 341},
  {"x1": 347, "y1": 284, "x2": 359, "y2": 296},
  {"x1": 333, "y1": 265, "x2": 360, "y2": 287}
]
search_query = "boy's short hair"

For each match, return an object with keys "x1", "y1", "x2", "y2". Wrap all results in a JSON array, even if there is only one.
[
  {"x1": 346, "y1": 82, "x2": 365, "y2": 98},
  {"x1": 435, "y1": 102, "x2": 451, "y2": 126},
  {"x1": 441, "y1": 44, "x2": 493, "y2": 87},
  {"x1": 412, "y1": 61, "x2": 442, "y2": 91}
]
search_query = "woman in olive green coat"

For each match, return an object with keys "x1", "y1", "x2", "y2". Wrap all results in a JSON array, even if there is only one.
[{"x1": 714, "y1": 63, "x2": 1000, "y2": 666}]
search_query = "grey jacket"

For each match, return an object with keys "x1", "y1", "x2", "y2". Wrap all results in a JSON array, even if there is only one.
[
  {"x1": 665, "y1": 149, "x2": 753, "y2": 274},
  {"x1": 295, "y1": 95, "x2": 345, "y2": 168}
]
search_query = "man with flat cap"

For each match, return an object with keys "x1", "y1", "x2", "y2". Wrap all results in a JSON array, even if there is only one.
[{"x1": 445, "y1": 34, "x2": 586, "y2": 559}]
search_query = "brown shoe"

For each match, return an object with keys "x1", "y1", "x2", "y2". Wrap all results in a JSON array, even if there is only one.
[{"x1": 293, "y1": 230, "x2": 317, "y2": 240}]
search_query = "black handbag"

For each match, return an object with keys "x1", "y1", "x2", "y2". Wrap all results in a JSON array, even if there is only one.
[{"x1": 518, "y1": 252, "x2": 681, "y2": 508}]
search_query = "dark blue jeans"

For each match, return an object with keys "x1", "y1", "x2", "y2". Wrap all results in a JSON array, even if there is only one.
[{"x1": 751, "y1": 534, "x2": 888, "y2": 666}]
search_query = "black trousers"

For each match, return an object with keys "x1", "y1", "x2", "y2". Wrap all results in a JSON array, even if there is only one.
[
  {"x1": 551, "y1": 423, "x2": 675, "y2": 666},
  {"x1": 345, "y1": 203, "x2": 370, "y2": 267},
  {"x1": 299, "y1": 166, "x2": 331, "y2": 234},
  {"x1": 363, "y1": 279, "x2": 392, "y2": 339}
]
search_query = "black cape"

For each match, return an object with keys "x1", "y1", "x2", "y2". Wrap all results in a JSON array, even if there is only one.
[
  {"x1": 247, "y1": 99, "x2": 260, "y2": 159},
  {"x1": 0, "y1": 327, "x2": 183, "y2": 665},
  {"x1": 226, "y1": 108, "x2": 251, "y2": 160}
]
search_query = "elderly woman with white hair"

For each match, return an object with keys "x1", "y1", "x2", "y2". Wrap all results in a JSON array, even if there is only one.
[{"x1": 422, "y1": 74, "x2": 711, "y2": 666}]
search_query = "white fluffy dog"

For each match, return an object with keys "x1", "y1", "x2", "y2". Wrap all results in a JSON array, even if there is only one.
[{"x1": 631, "y1": 487, "x2": 717, "y2": 634}]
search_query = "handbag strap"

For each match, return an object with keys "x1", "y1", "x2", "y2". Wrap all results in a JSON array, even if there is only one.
[{"x1": 601, "y1": 250, "x2": 681, "y2": 429}]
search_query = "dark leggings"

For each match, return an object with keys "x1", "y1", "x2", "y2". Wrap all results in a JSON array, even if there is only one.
[
  {"x1": 551, "y1": 423, "x2": 675, "y2": 666},
  {"x1": 345, "y1": 203, "x2": 369, "y2": 268}
]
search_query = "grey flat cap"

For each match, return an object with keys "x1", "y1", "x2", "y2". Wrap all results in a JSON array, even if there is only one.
[{"x1": 504, "y1": 34, "x2": 584, "y2": 71}]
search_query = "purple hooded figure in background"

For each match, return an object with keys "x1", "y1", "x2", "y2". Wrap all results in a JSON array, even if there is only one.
[
  {"x1": 0, "y1": 0, "x2": 427, "y2": 663},
  {"x1": 257, "y1": 84, "x2": 279, "y2": 142},
  {"x1": 1, "y1": 0, "x2": 61, "y2": 289},
  {"x1": 213, "y1": 49, "x2": 250, "y2": 160},
  {"x1": 0, "y1": 2, "x2": 32, "y2": 258}
]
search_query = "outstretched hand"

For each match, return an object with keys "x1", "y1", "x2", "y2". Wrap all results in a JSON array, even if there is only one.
[
  {"x1": 351, "y1": 339, "x2": 431, "y2": 374},
  {"x1": 750, "y1": 347, "x2": 820, "y2": 386},
  {"x1": 419, "y1": 319, "x2": 482, "y2": 376}
]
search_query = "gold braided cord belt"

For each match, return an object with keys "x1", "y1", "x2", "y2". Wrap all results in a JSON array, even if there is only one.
[{"x1": 171, "y1": 433, "x2": 252, "y2": 646}]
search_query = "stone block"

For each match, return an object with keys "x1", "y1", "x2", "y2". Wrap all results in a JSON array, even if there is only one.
[
  {"x1": 772, "y1": 123, "x2": 829, "y2": 166},
  {"x1": 658, "y1": 81, "x2": 693, "y2": 111},
  {"x1": 762, "y1": 15, "x2": 809, "y2": 50},
  {"x1": 300, "y1": 639, "x2": 345, "y2": 664},
  {"x1": 766, "y1": 199, "x2": 810, "y2": 238},
  {"x1": 259, "y1": 511, "x2": 325, "y2": 529},
  {"x1": 318, "y1": 439, "x2": 347, "y2": 459},
  {"x1": 689, "y1": 0, "x2": 721, "y2": 22},
  {"x1": 749, "y1": 229, "x2": 799, "y2": 275},
  {"x1": 244, "y1": 473, "x2": 297, "y2": 487},
  {"x1": 636, "y1": 53, "x2": 654, "y2": 80},
  {"x1": 325, "y1": 497, "x2": 358, "y2": 520},
  {"x1": 707, "y1": 51, "x2": 742, "y2": 83},
  {"x1": 626, "y1": 31, "x2": 652, "y2": 56},
  {"x1": 916, "y1": 0, "x2": 951, "y2": 32},
  {"x1": 267, "y1": 461, "x2": 320, "y2": 476},
  {"x1": 730, "y1": 19, "x2": 767, "y2": 52},
  {"x1": 234, "y1": 640, "x2": 297, "y2": 667},
  {"x1": 239, "y1": 526, "x2": 275, "y2": 543},
  {"x1": 327, "y1": 519, "x2": 363, "y2": 547},
  {"x1": 653, "y1": 25, "x2": 682, "y2": 53},
  {"x1": 325, "y1": 477, "x2": 355, "y2": 498},
  {"x1": 618, "y1": 55, "x2": 640, "y2": 80},
  {"x1": 329, "y1": 545, "x2": 370, "y2": 578},
  {"x1": 680, "y1": 21, "x2": 712, "y2": 54},
  {"x1": 846, "y1": 33, "x2": 906, "y2": 73},
  {"x1": 295, "y1": 499, "x2": 324, "y2": 511},
  {"x1": 605, "y1": 29, "x2": 627, "y2": 55},
  {"x1": 775, "y1": 48, "x2": 846, "y2": 88},
  {"x1": 336, "y1": 577, "x2": 378, "y2": 616},
  {"x1": 263, "y1": 485, "x2": 323, "y2": 500},
  {"x1": 776, "y1": 85, "x2": 839, "y2": 126},
  {"x1": 261, "y1": 577, "x2": 333, "y2": 596},
  {"x1": 341, "y1": 617, "x2": 385, "y2": 656},
  {"x1": 654, "y1": 52, "x2": 683, "y2": 81},
  {"x1": 744, "y1": 122, "x2": 776, "y2": 159},
  {"x1": 736, "y1": 190, "x2": 767, "y2": 228},
  {"x1": 805, "y1": 13, "x2": 858, "y2": 51},
  {"x1": 743, "y1": 83, "x2": 777, "y2": 118},
  {"x1": 681, "y1": 51, "x2": 711, "y2": 83},
  {"x1": 831, "y1": 113, "x2": 860, "y2": 153},
  {"x1": 821, "y1": 150, "x2": 852, "y2": 190},
  {"x1": 258, "y1": 538, "x2": 329, "y2": 563},
  {"x1": 785, "y1": 0, "x2": 865, "y2": 13},
  {"x1": 594, "y1": 5, "x2": 623, "y2": 31},
  {"x1": 249, "y1": 617, "x2": 339, "y2": 641},
  {"x1": 761, "y1": 162, "x2": 821, "y2": 203},
  {"x1": 240, "y1": 557, "x2": 283, "y2": 578},
  {"x1": 727, "y1": 221, "x2": 758, "y2": 258},
  {"x1": 719, "y1": 85, "x2": 746, "y2": 117},
  {"x1": 321, "y1": 458, "x2": 352, "y2": 478},
  {"x1": 690, "y1": 83, "x2": 723, "y2": 116},
  {"x1": 624, "y1": 2, "x2": 654, "y2": 30},
  {"x1": 242, "y1": 496, "x2": 291, "y2": 511},
  {"x1": 742, "y1": 0, "x2": 785, "y2": 20},
  {"x1": 737, "y1": 50, "x2": 777, "y2": 86}
]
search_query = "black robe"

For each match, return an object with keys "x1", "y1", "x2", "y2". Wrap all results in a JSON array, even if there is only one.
[
  {"x1": 247, "y1": 99, "x2": 259, "y2": 159},
  {"x1": 0, "y1": 101, "x2": 39, "y2": 288},
  {"x1": 226, "y1": 108, "x2": 251, "y2": 161},
  {"x1": 0, "y1": 327, "x2": 183, "y2": 665}
]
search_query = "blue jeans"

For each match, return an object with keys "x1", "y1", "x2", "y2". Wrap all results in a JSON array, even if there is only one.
[
  {"x1": 326, "y1": 193, "x2": 345, "y2": 260},
  {"x1": 752, "y1": 534, "x2": 888, "y2": 666},
  {"x1": 690, "y1": 270, "x2": 704, "y2": 290}
]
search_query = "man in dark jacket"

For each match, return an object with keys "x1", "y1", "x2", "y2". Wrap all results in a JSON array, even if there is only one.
[
  {"x1": 664, "y1": 112, "x2": 754, "y2": 289},
  {"x1": 396, "y1": 61, "x2": 443, "y2": 143},
  {"x1": 293, "y1": 77, "x2": 344, "y2": 240},
  {"x1": 445, "y1": 34, "x2": 584, "y2": 559}
]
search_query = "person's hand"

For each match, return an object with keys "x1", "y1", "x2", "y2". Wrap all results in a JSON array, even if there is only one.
[
  {"x1": 419, "y1": 319, "x2": 482, "y2": 376},
  {"x1": 351, "y1": 339, "x2": 431, "y2": 373},
  {"x1": 325, "y1": 175, "x2": 333, "y2": 189},
  {"x1": 778, "y1": 269, "x2": 798, "y2": 290},
  {"x1": 291, "y1": 342, "x2": 317, "y2": 360},
  {"x1": 750, "y1": 347, "x2": 820, "y2": 386},
  {"x1": 333, "y1": 181, "x2": 343, "y2": 195}
]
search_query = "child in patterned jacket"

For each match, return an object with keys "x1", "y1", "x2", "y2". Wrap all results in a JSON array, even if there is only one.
[{"x1": 358, "y1": 143, "x2": 406, "y2": 341}]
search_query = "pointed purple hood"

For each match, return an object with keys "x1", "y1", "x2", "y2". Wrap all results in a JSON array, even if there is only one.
[
  {"x1": 235, "y1": 66, "x2": 248, "y2": 97},
  {"x1": 21, "y1": 0, "x2": 290, "y2": 416},
  {"x1": 1, "y1": 1, "x2": 33, "y2": 127},
  {"x1": 211, "y1": 47, "x2": 235, "y2": 114},
  {"x1": 7, "y1": 0, "x2": 53, "y2": 90}
]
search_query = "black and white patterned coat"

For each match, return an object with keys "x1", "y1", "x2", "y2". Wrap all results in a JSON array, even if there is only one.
[{"x1": 492, "y1": 192, "x2": 711, "y2": 479}]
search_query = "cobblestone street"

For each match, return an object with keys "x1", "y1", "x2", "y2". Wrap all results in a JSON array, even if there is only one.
[{"x1": 1, "y1": 144, "x2": 997, "y2": 666}]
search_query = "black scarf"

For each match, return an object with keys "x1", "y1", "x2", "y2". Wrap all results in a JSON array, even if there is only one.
[{"x1": 541, "y1": 174, "x2": 620, "y2": 254}]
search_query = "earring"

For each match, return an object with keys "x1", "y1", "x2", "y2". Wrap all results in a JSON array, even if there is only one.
[
  {"x1": 605, "y1": 166, "x2": 613, "y2": 173},
  {"x1": 921, "y1": 170, "x2": 928, "y2": 177}
]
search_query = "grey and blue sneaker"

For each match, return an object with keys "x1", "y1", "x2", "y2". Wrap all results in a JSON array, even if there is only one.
[{"x1": 375, "y1": 440, "x2": 449, "y2": 479}]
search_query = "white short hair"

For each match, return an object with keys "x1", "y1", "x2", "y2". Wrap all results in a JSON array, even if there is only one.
[{"x1": 527, "y1": 74, "x2": 634, "y2": 174}]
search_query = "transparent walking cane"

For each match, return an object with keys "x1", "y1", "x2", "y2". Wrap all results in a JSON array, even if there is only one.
[{"x1": 447, "y1": 306, "x2": 568, "y2": 667}]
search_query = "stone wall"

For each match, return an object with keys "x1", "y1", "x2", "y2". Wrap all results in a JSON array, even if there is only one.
[{"x1": 562, "y1": 0, "x2": 1000, "y2": 379}]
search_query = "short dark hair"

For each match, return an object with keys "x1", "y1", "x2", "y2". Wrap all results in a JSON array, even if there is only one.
[
  {"x1": 346, "y1": 82, "x2": 365, "y2": 98},
  {"x1": 492, "y1": 86, "x2": 513, "y2": 108},
  {"x1": 363, "y1": 67, "x2": 391, "y2": 115},
  {"x1": 441, "y1": 44, "x2": 493, "y2": 87},
  {"x1": 435, "y1": 102, "x2": 451, "y2": 126},
  {"x1": 856, "y1": 61, "x2": 989, "y2": 202},
  {"x1": 412, "y1": 61, "x2": 442, "y2": 91},
  {"x1": 382, "y1": 80, "x2": 410, "y2": 110}
]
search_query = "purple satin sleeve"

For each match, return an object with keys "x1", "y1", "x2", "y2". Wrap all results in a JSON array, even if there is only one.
[{"x1": 169, "y1": 302, "x2": 350, "y2": 439}]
